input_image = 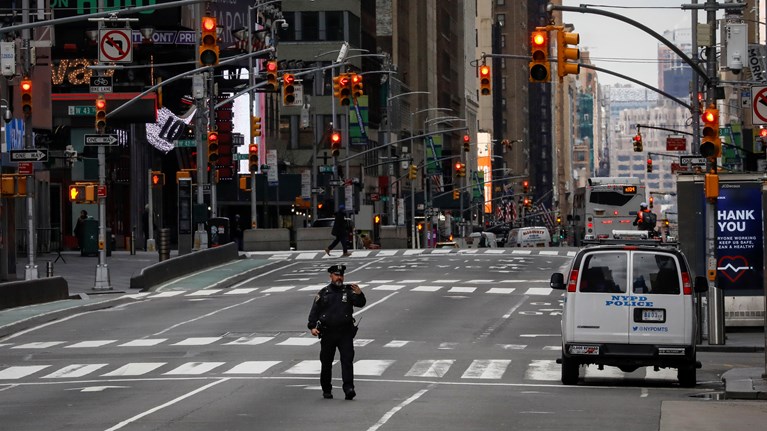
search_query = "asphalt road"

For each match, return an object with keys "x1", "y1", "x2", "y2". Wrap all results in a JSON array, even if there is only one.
[{"x1": 0, "y1": 249, "x2": 762, "y2": 430}]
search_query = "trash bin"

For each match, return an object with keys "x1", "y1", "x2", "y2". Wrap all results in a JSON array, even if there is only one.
[
  {"x1": 207, "y1": 217, "x2": 230, "y2": 247},
  {"x1": 80, "y1": 219, "x2": 99, "y2": 257}
]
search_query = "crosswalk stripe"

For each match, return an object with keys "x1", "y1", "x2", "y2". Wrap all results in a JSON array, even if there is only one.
[
  {"x1": 172, "y1": 337, "x2": 222, "y2": 346},
  {"x1": 101, "y1": 362, "x2": 166, "y2": 377},
  {"x1": 119, "y1": 339, "x2": 167, "y2": 347},
  {"x1": 164, "y1": 362, "x2": 225, "y2": 375},
  {"x1": 438, "y1": 342, "x2": 458, "y2": 350},
  {"x1": 353, "y1": 339, "x2": 374, "y2": 347},
  {"x1": 225, "y1": 288, "x2": 259, "y2": 295},
  {"x1": 65, "y1": 340, "x2": 117, "y2": 348},
  {"x1": 543, "y1": 346, "x2": 562, "y2": 351},
  {"x1": 186, "y1": 289, "x2": 222, "y2": 297},
  {"x1": 403, "y1": 249, "x2": 424, "y2": 255},
  {"x1": 12, "y1": 341, "x2": 65, "y2": 349},
  {"x1": 399, "y1": 279, "x2": 427, "y2": 283},
  {"x1": 430, "y1": 249, "x2": 451, "y2": 254},
  {"x1": 524, "y1": 359, "x2": 560, "y2": 381},
  {"x1": 373, "y1": 284, "x2": 405, "y2": 291},
  {"x1": 224, "y1": 361, "x2": 280, "y2": 375},
  {"x1": 150, "y1": 291, "x2": 185, "y2": 298},
  {"x1": 497, "y1": 344, "x2": 527, "y2": 350},
  {"x1": 433, "y1": 279, "x2": 457, "y2": 283},
  {"x1": 458, "y1": 249, "x2": 478, "y2": 254},
  {"x1": 354, "y1": 360, "x2": 395, "y2": 376},
  {"x1": 299, "y1": 284, "x2": 325, "y2": 291},
  {"x1": 539, "y1": 250, "x2": 560, "y2": 256},
  {"x1": 42, "y1": 364, "x2": 108, "y2": 378},
  {"x1": 262, "y1": 286, "x2": 295, "y2": 293},
  {"x1": 277, "y1": 337, "x2": 318, "y2": 346},
  {"x1": 411, "y1": 285, "x2": 443, "y2": 292},
  {"x1": 0, "y1": 365, "x2": 49, "y2": 379},
  {"x1": 461, "y1": 360, "x2": 511, "y2": 379},
  {"x1": 511, "y1": 250, "x2": 532, "y2": 255},
  {"x1": 405, "y1": 360, "x2": 454, "y2": 378},
  {"x1": 284, "y1": 360, "x2": 323, "y2": 374},
  {"x1": 223, "y1": 336, "x2": 274, "y2": 346},
  {"x1": 484, "y1": 249, "x2": 505, "y2": 254},
  {"x1": 351, "y1": 251, "x2": 371, "y2": 257},
  {"x1": 524, "y1": 287, "x2": 552, "y2": 295},
  {"x1": 466, "y1": 279, "x2": 494, "y2": 284},
  {"x1": 448, "y1": 287, "x2": 476, "y2": 293},
  {"x1": 383, "y1": 340, "x2": 410, "y2": 348},
  {"x1": 296, "y1": 253, "x2": 317, "y2": 260},
  {"x1": 377, "y1": 250, "x2": 398, "y2": 256},
  {"x1": 487, "y1": 287, "x2": 515, "y2": 294}
]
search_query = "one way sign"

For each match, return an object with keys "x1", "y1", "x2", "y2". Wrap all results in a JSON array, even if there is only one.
[
  {"x1": 10, "y1": 149, "x2": 48, "y2": 162},
  {"x1": 84, "y1": 134, "x2": 118, "y2": 146}
]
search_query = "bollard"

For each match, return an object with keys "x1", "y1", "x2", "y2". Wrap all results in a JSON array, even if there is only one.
[
  {"x1": 130, "y1": 228, "x2": 136, "y2": 255},
  {"x1": 46, "y1": 261, "x2": 54, "y2": 277},
  {"x1": 158, "y1": 228, "x2": 171, "y2": 262}
]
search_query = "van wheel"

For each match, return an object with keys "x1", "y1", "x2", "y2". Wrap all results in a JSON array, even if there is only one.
[
  {"x1": 678, "y1": 365, "x2": 696, "y2": 387},
  {"x1": 561, "y1": 356, "x2": 579, "y2": 385}
]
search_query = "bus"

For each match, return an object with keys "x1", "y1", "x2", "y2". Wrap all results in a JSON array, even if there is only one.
[{"x1": 571, "y1": 177, "x2": 646, "y2": 245}]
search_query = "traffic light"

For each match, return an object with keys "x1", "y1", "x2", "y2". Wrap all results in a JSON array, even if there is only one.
[
  {"x1": 700, "y1": 105, "x2": 721, "y2": 159},
  {"x1": 68, "y1": 184, "x2": 96, "y2": 203},
  {"x1": 523, "y1": 197, "x2": 530, "y2": 208},
  {"x1": 330, "y1": 130, "x2": 341, "y2": 157},
  {"x1": 453, "y1": 189, "x2": 460, "y2": 200},
  {"x1": 374, "y1": 214, "x2": 381, "y2": 225},
  {"x1": 248, "y1": 143, "x2": 258, "y2": 173},
  {"x1": 94, "y1": 94, "x2": 107, "y2": 133},
  {"x1": 646, "y1": 158, "x2": 653, "y2": 173},
  {"x1": 408, "y1": 164, "x2": 418, "y2": 180},
  {"x1": 557, "y1": 30, "x2": 580, "y2": 78},
  {"x1": 265, "y1": 60, "x2": 278, "y2": 91},
  {"x1": 456, "y1": 163, "x2": 466, "y2": 177},
  {"x1": 649, "y1": 196, "x2": 654, "y2": 209},
  {"x1": 351, "y1": 73, "x2": 364, "y2": 98},
  {"x1": 282, "y1": 73, "x2": 296, "y2": 105},
  {"x1": 20, "y1": 77, "x2": 32, "y2": 118},
  {"x1": 199, "y1": 16, "x2": 219, "y2": 66},
  {"x1": 333, "y1": 73, "x2": 351, "y2": 106},
  {"x1": 151, "y1": 171, "x2": 165, "y2": 188},
  {"x1": 463, "y1": 134, "x2": 470, "y2": 152},
  {"x1": 207, "y1": 130, "x2": 219, "y2": 165},
  {"x1": 528, "y1": 30, "x2": 550, "y2": 83},
  {"x1": 556, "y1": 215, "x2": 562, "y2": 225},
  {"x1": 250, "y1": 116, "x2": 261, "y2": 141},
  {"x1": 633, "y1": 133, "x2": 643, "y2": 152},
  {"x1": 522, "y1": 180, "x2": 529, "y2": 194},
  {"x1": 758, "y1": 128, "x2": 767, "y2": 152},
  {"x1": 526, "y1": 197, "x2": 533, "y2": 209},
  {"x1": 479, "y1": 64, "x2": 491, "y2": 95}
]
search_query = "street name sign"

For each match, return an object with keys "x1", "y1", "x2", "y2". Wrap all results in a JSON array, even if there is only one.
[
  {"x1": 174, "y1": 139, "x2": 196, "y2": 148},
  {"x1": 680, "y1": 156, "x2": 706, "y2": 166},
  {"x1": 68, "y1": 105, "x2": 96, "y2": 116},
  {"x1": 84, "y1": 134, "x2": 119, "y2": 146},
  {"x1": 10, "y1": 149, "x2": 48, "y2": 162}
]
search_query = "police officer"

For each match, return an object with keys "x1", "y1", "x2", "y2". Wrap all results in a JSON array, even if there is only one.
[{"x1": 308, "y1": 264, "x2": 366, "y2": 400}]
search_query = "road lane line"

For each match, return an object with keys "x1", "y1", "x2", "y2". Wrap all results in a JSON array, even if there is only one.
[
  {"x1": 104, "y1": 378, "x2": 230, "y2": 431},
  {"x1": 366, "y1": 387, "x2": 430, "y2": 431},
  {"x1": 151, "y1": 294, "x2": 268, "y2": 337},
  {"x1": 353, "y1": 292, "x2": 397, "y2": 318},
  {"x1": 0, "y1": 365, "x2": 49, "y2": 379},
  {"x1": 228, "y1": 261, "x2": 302, "y2": 289}
]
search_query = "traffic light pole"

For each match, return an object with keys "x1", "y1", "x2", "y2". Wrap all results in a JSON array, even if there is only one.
[
  {"x1": 146, "y1": 169, "x2": 156, "y2": 251},
  {"x1": 21, "y1": 0, "x2": 37, "y2": 280},
  {"x1": 93, "y1": 2, "x2": 111, "y2": 290}
]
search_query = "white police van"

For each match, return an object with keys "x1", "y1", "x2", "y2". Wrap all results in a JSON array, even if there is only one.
[{"x1": 549, "y1": 231, "x2": 708, "y2": 386}]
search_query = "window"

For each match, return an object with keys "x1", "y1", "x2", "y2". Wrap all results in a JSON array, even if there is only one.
[
  {"x1": 580, "y1": 252, "x2": 627, "y2": 293},
  {"x1": 496, "y1": 0, "x2": 506, "y2": 5},
  {"x1": 325, "y1": 11, "x2": 344, "y2": 41},
  {"x1": 589, "y1": 191, "x2": 636, "y2": 207},
  {"x1": 632, "y1": 253, "x2": 679, "y2": 294},
  {"x1": 300, "y1": 11, "x2": 319, "y2": 40},
  {"x1": 496, "y1": 14, "x2": 506, "y2": 27}
]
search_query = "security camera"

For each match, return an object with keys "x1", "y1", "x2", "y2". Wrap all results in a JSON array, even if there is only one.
[
  {"x1": 2, "y1": 109, "x2": 11, "y2": 124},
  {"x1": 281, "y1": 21, "x2": 289, "y2": 30}
]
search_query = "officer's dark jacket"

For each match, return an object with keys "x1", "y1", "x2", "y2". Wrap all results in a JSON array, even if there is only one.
[{"x1": 307, "y1": 284, "x2": 366, "y2": 329}]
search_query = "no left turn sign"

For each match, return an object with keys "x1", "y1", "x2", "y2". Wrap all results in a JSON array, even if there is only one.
[
  {"x1": 99, "y1": 29, "x2": 132, "y2": 63},
  {"x1": 751, "y1": 85, "x2": 767, "y2": 125}
]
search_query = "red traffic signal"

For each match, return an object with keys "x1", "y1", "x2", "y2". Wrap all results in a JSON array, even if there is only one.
[
  {"x1": 523, "y1": 180, "x2": 529, "y2": 193},
  {"x1": 20, "y1": 78, "x2": 32, "y2": 117},
  {"x1": 760, "y1": 128, "x2": 767, "y2": 138},
  {"x1": 199, "y1": 16, "x2": 219, "y2": 66},
  {"x1": 479, "y1": 65, "x2": 491, "y2": 95},
  {"x1": 330, "y1": 131, "x2": 341, "y2": 156}
]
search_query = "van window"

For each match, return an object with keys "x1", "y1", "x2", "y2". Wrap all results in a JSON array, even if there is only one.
[
  {"x1": 580, "y1": 252, "x2": 627, "y2": 293},
  {"x1": 632, "y1": 253, "x2": 680, "y2": 295}
]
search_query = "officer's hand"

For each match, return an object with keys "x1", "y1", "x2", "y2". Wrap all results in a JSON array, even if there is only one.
[
  {"x1": 350, "y1": 284, "x2": 362, "y2": 294},
  {"x1": 311, "y1": 328, "x2": 320, "y2": 337}
]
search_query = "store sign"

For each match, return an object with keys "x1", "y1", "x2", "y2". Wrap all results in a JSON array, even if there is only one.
[{"x1": 52, "y1": 58, "x2": 115, "y2": 86}]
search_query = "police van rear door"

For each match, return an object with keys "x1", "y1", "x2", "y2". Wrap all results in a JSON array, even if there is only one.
[
  {"x1": 628, "y1": 251, "x2": 686, "y2": 344},
  {"x1": 571, "y1": 250, "x2": 630, "y2": 344}
]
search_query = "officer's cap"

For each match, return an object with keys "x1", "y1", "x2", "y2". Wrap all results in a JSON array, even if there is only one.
[{"x1": 328, "y1": 264, "x2": 346, "y2": 275}]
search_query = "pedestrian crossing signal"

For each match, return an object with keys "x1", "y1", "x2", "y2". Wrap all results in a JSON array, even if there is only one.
[
  {"x1": 69, "y1": 184, "x2": 97, "y2": 203},
  {"x1": 151, "y1": 171, "x2": 165, "y2": 188}
]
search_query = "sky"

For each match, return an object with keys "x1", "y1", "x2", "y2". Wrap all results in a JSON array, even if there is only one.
[{"x1": 561, "y1": 0, "x2": 705, "y2": 88}]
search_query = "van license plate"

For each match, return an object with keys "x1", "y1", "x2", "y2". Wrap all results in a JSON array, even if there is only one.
[
  {"x1": 641, "y1": 309, "x2": 665, "y2": 322},
  {"x1": 569, "y1": 345, "x2": 599, "y2": 355}
]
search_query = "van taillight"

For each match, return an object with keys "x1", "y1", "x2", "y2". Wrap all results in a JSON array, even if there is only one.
[
  {"x1": 682, "y1": 272, "x2": 692, "y2": 295},
  {"x1": 568, "y1": 269, "x2": 579, "y2": 292}
]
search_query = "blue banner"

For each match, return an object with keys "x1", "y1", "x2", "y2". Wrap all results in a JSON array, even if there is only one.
[
  {"x1": 715, "y1": 182, "x2": 764, "y2": 293},
  {"x1": 4, "y1": 119, "x2": 24, "y2": 151}
]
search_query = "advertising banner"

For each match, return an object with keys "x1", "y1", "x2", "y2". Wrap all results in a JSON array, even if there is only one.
[{"x1": 715, "y1": 182, "x2": 764, "y2": 294}]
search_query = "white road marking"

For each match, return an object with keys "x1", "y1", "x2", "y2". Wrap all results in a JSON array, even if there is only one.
[
  {"x1": 399, "y1": 279, "x2": 427, "y2": 283},
  {"x1": 296, "y1": 253, "x2": 318, "y2": 260},
  {"x1": 261, "y1": 286, "x2": 295, "y2": 293},
  {"x1": 543, "y1": 346, "x2": 562, "y2": 351},
  {"x1": 458, "y1": 249, "x2": 478, "y2": 254},
  {"x1": 367, "y1": 388, "x2": 430, "y2": 431},
  {"x1": 584, "y1": 365, "x2": 625, "y2": 379},
  {"x1": 373, "y1": 284, "x2": 405, "y2": 291},
  {"x1": 65, "y1": 340, "x2": 117, "y2": 348},
  {"x1": 223, "y1": 336, "x2": 274, "y2": 345},
  {"x1": 353, "y1": 292, "x2": 398, "y2": 318},
  {"x1": 461, "y1": 359, "x2": 511, "y2": 379},
  {"x1": 512, "y1": 250, "x2": 532, "y2": 255},
  {"x1": 403, "y1": 250, "x2": 424, "y2": 255},
  {"x1": 172, "y1": 337, "x2": 222, "y2": 346},
  {"x1": 383, "y1": 340, "x2": 410, "y2": 348},
  {"x1": 497, "y1": 344, "x2": 527, "y2": 350},
  {"x1": 0, "y1": 365, "x2": 49, "y2": 379},
  {"x1": 466, "y1": 279, "x2": 494, "y2": 284},
  {"x1": 11, "y1": 341, "x2": 65, "y2": 349},
  {"x1": 119, "y1": 339, "x2": 167, "y2": 347},
  {"x1": 224, "y1": 361, "x2": 280, "y2": 375},
  {"x1": 487, "y1": 287, "x2": 515, "y2": 294},
  {"x1": 524, "y1": 287, "x2": 552, "y2": 295},
  {"x1": 539, "y1": 251, "x2": 560, "y2": 256},
  {"x1": 411, "y1": 285, "x2": 443, "y2": 292},
  {"x1": 376, "y1": 250, "x2": 398, "y2": 256},
  {"x1": 524, "y1": 359, "x2": 560, "y2": 381},
  {"x1": 432, "y1": 279, "x2": 457, "y2": 283},
  {"x1": 284, "y1": 360, "x2": 334, "y2": 374},
  {"x1": 102, "y1": 363, "x2": 165, "y2": 377},
  {"x1": 150, "y1": 291, "x2": 185, "y2": 298},
  {"x1": 42, "y1": 364, "x2": 108, "y2": 379},
  {"x1": 185, "y1": 289, "x2": 222, "y2": 297},
  {"x1": 367, "y1": 279, "x2": 394, "y2": 284},
  {"x1": 164, "y1": 362, "x2": 225, "y2": 375},
  {"x1": 448, "y1": 287, "x2": 476, "y2": 293},
  {"x1": 405, "y1": 360, "x2": 455, "y2": 378},
  {"x1": 277, "y1": 337, "x2": 318, "y2": 346},
  {"x1": 430, "y1": 249, "x2": 450, "y2": 254},
  {"x1": 351, "y1": 251, "x2": 372, "y2": 257},
  {"x1": 354, "y1": 339, "x2": 374, "y2": 347},
  {"x1": 354, "y1": 360, "x2": 395, "y2": 376},
  {"x1": 299, "y1": 284, "x2": 326, "y2": 291},
  {"x1": 485, "y1": 249, "x2": 505, "y2": 254},
  {"x1": 224, "y1": 288, "x2": 259, "y2": 295}
]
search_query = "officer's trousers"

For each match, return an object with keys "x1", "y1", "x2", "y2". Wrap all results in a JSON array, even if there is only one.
[{"x1": 319, "y1": 327, "x2": 355, "y2": 393}]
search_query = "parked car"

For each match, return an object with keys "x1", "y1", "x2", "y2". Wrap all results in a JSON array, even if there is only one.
[{"x1": 549, "y1": 237, "x2": 707, "y2": 386}]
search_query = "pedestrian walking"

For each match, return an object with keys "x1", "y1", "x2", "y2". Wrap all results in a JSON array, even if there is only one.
[
  {"x1": 325, "y1": 206, "x2": 351, "y2": 257},
  {"x1": 73, "y1": 210, "x2": 87, "y2": 250},
  {"x1": 307, "y1": 264, "x2": 366, "y2": 400}
]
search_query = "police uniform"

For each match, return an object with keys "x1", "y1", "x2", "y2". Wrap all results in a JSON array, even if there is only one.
[{"x1": 307, "y1": 264, "x2": 366, "y2": 399}]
